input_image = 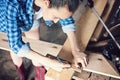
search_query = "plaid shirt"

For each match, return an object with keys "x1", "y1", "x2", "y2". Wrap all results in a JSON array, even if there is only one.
[
  {"x1": 0, "y1": 0, "x2": 76, "y2": 56},
  {"x1": 0, "y1": 0, "x2": 34, "y2": 55}
]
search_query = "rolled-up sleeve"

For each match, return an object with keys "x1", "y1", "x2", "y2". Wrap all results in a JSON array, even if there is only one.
[
  {"x1": 59, "y1": 16, "x2": 76, "y2": 33},
  {"x1": 6, "y1": 2, "x2": 30, "y2": 57}
]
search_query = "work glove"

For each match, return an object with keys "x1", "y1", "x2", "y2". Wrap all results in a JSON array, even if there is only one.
[{"x1": 87, "y1": 0, "x2": 94, "y2": 8}]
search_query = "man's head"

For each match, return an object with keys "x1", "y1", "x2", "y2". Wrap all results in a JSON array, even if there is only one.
[{"x1": 35, "y1": 0, "x2": 81, "y2": 22}]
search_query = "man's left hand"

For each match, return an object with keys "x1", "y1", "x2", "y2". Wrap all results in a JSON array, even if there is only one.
[{"x1": 72, "y1": 51, "x2": 88, "y2": 68}]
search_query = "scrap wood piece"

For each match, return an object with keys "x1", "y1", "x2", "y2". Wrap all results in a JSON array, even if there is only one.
[
  {"x1": 23, "y1": 37, "x2": 62, "y2": 57},
  {"x1": 76, "y1": 0, "x2": 108, "y2": 51},
  {"x1": 45, "y1": 68, "x2": 75, "y2": 80},
  {"x1": 0, "y1": 32, "x2": 62, "y2": 57},
  {"x1": 45, "y1": 68, "x2": 60, "y2": 80},
  {"x1": 84, "y1": 53, "x2": 120, "y2": 79}
]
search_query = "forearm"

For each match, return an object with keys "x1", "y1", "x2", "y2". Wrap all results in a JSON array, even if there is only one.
[
  {"x1": 66, "y1": 31, "x2": 81, "y2": 57},
  {"x1": 23, "y1": 49, "x2": 71, "y2": 71},
  {"x1": 24, "y1": 49, "x2": 43, "y2": 61},
  {"x1": 24, "y1": 49, "x2": 51, "y2": 66},
  {"x1": 66, "y1": 31, "x2": 87, "y2": 68}
]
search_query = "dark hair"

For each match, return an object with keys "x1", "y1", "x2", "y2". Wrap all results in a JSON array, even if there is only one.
[{"x1": 49, "y1": 0, "x2": 81, "y2": 12}]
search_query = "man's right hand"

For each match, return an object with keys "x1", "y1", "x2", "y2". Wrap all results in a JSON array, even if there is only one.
[{"x1": 46, "y1": 58, "x2": 71, "y2": 71}]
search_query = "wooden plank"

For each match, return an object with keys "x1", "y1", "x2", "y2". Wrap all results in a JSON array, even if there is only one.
[
  {"x1": 58, "y1": 49, "x2": 120, "y2": 79},
  {"x1": 91, "y1": 0, "x2": 115, "y2": 41},
  {"x1": 45, "y1": 68, "x2": 75, "y2": 80},
  {"x1": 76, "y1": 0, "x2": 108, "y2": 51},
  {"x1": 83, "y1": 53, "x2": 120, "y2": 79},
  {"x1": 0, "y1": 32, "x2": 62, "y2": 57},
  {"x1": 73, "y1": 2, "x2": 86, "y2": 24},
  {"x1": 59, "y1": 69, "x2": 75, "y2": 80},
  {"x1": 59, "y1": 52, "x2": 120, "y2": 79}
]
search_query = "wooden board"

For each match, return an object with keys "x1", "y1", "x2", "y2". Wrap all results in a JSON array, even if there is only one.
[
  {"x1": 0, "y1": 32, "x2": 62, "y2": 57},
  {"x1": 45, "y1": 68, "x2": 75, "y2": 80},
  {"x1": 76, "y1": 0, "x2": 108, "y2": 51},
  {"x1": 84, "y1": 53, "x2": 120, "y2": 79},
  {"x1": 59, "y1": 52, "x2": 120, "y2": 79}
]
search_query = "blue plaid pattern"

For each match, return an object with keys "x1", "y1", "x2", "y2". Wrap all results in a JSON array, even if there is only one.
[
  {"x1": 59, "y1": 16, "x2": 74, "y2": 26},
  {"x1": 0, "y1": 0, "x2": 34, "y2": 54},
  {"x1": 59, "y1": 16, "x2": 76, "y2": 32},
  {"x1": 45, "y1": 20, "x2": 54, "y2": 27},
  {"x1": 0, "y1": 0, "x2": 7, "y2": 32},
  {"x1": 44, "y1": 16, "x2": 75, "y2": 32},
  {"x1": 45, "y1": 16, "x2": 75, "y2": 27}
]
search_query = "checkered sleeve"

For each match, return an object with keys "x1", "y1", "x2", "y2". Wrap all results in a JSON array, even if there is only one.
[
  {"x1": 6, "y1": 3, "x2": 30, "y2": 56},
  {"x1": 59, "y1": 16, "x2": 76, "y2": 33}
]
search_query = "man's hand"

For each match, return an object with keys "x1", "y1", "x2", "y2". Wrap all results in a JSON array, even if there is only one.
[
  {"x1": 87, "y1": 0, "x2": 94, "y2": 8},
  {"x1": 72, "y1": 51, "x2": 88, "y2": 68},
  {"x1": 48, "y1": 58, "x2": 71, "y2": 71},
  {"x1": 45, "y1": 54, "x2": 71, "y2": 71}
]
